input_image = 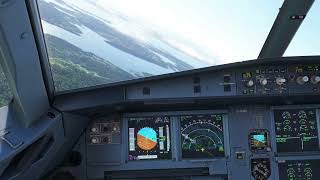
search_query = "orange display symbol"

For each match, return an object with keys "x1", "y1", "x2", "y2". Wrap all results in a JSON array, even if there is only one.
[{"x1": 137, "y1": 134, "x2": 157, "y2": 150}]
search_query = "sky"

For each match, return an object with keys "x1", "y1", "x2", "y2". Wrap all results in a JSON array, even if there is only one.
[
  {"x1": 97, "y1": 0, "x2": 319, "y2": 64},
  {"x1": 284, "y1": 0, "x2": 320, "y2": 56}
]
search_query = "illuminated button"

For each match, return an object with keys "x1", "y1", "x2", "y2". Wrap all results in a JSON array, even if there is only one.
[
  {"x1": 302, "y1": 76, "x2": 309, "y2": 82},
  {"x1": 276, "y1": 77, "x2": 286, "y2": 85},
  {"x1": 311, "y1": 75, "x2": 320, "y2": 84},
  {"x1": 91, "y1": 137, "x2": 99, "y2": 144},
  {"x1": 260, "y1": 78, "x2": 268, "y2": 86},
  {"x1": 235, "y1": 151, "x2": 245, "y2": 160},
  {"x1": 246, "y1": 80, "x2": 254, "y2": 87},
  {"x1": 91, "y1": 127, "x2": 98, "y2": 133}
]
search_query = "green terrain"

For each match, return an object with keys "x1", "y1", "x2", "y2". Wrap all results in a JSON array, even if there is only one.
[{"x1": 0, "y1": 34, "x2": 134, "y2": 107}]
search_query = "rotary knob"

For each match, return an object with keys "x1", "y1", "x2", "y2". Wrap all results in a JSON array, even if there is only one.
[
  {"x1": 276, "y1": 77, "x2": 286, "y2": 85},
  {"x1": 246, "y1": 80, "x2": 254, "y2": 87},
  {"x1": 91, "y1": 137, "x2": 99, "y2": 144},
  {"x1": 91, "y1": 127, "x2": 98, "y2": 133},
  {"x1": 297, "y1": 76, "x2": 309, "y2": 85},
  {"x1": 311, "y1": 75, "x2": 320, "y2": 84},
  {"x1": 260, "y1": 78, "x2": 268, "y2": 86}
]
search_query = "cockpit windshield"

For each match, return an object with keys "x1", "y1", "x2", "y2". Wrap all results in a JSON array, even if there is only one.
[{"x1": 37, "y1": 0, "x2": 316, "y2": 92}]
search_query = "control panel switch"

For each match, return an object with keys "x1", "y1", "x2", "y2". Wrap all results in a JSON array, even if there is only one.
[
  {"x1": 246, "y1": 80, "x2": 254, "y2": 87},
  {"x1": 91, "y1": 137, "x2": 99, "y2": 144},
  {"x1": 91, "y1": 127, "x2": 98, "y2": 133},
  {"x1": 260, "y1": 78, "x2": 268, "y2": 86},
  {"x1": 235, "y1": 151, "x2": 246, "y2": 160},
  {"x1": 276, "y1": 77, "x2": 286, "y2": 85},
  {"x1": 297, "y1": 76, "x2": 309, "y2": 85},
  {"x1": 311, "y1": 75, "x2": 320, "y2": 84}
]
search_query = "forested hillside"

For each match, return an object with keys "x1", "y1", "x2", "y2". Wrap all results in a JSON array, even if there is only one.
[{"x1": 45, "y1": 34, "x2": 134, "y2": 91}]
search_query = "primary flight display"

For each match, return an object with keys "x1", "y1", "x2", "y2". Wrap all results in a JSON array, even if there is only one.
[
  {"x1": 180, "y1": 114, "x2": 225, "y2": 158},
  {"x1": 128, "y1": 116, "x2": 171, "y2": 160}
]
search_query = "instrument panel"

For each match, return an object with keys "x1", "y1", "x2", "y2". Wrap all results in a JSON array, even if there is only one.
[
  {"x1": 88, "y1": 118, "x2": 121, "y2": 145},
  {"x1": 86, "y1": 107, "x2": 320, "y2": 179},
  {"x1": 86, "y1": 107, "x2": 320, "y2": 180},
  {"x1": 83, "y1": 61, "x2": 320, "y2": 179}
]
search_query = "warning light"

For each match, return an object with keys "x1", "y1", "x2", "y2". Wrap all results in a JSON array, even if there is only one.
[{"x1": 290, "y1": 15, "x2": 305, "y2": 20}]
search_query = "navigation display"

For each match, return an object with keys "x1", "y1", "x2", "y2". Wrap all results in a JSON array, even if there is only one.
[
  {"x1": 180, "y1": 114, "x2": 225, "y2": 158},
  {"x1": 278, "y1": 160, "x2": 320, "y2": 180},
  {"x1": 274, "y1": 109, "x2": 319, "y2": 153},
  {"x1": 249, "y1": 129, "x2": 270, "y2": 152},
  {"x1": 128, "y1": 116, "x2": 171, "y2": 160}
]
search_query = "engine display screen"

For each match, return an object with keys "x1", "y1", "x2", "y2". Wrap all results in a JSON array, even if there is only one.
[
  {"x1": 128, "y1": 116, "x2": 171, "y2": 160},
  {"x1": 278, "y1": 160, "x2": 320, "y2": 180},
  {"x1": 180, "y1": 114, "x2": 225, "y2": 158},
  {"x1": 274, "y1": 109, "x2": 319, "y2": 153}
]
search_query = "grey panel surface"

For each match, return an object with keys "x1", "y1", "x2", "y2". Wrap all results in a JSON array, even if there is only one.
[
  {"x1": 126, "y1": 72, "x2": 236, "y2": 100},
  {"x1": 53, "y1": 86, "x2": 125, "y2": 112}
]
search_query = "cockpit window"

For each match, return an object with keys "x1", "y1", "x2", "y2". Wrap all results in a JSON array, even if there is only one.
[
  {"x1": 38, "y1": 0, "x2": 281, "y2": 92},
  {"x1": 0, "y1": 64, "x2": 12, "y2": 107}
]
